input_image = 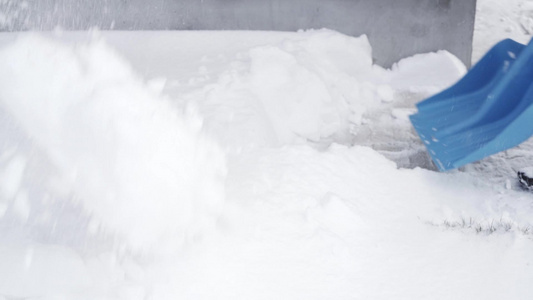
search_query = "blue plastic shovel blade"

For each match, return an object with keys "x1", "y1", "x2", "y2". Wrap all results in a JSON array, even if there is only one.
[{"x1": 410, "y1": 38, "x2": 533, "y2": 171}]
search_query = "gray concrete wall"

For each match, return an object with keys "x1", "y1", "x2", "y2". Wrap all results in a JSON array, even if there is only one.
[{"x1": 0, "y1": 0, "x2": 477, "y2": 67}]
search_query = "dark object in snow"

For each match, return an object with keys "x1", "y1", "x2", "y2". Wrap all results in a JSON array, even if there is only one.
[
  {"x1": 518, "y1": 170, "x2": 533, "y2": 191},
  {"x1": 410, "y1": 37, "x2": 533, "y2": 171}
]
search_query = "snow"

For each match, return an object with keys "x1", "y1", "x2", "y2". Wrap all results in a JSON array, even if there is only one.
[
  {"x1": 520, "y1": 167, "x2": 533, "y2": 178},
  {"x1": 0, "y1": 1, "x2": 532, "y2": 299},
  {"x1": 473, "y1": 0, "x2": 533, "y2": 63},
  {"x1": 0, "y1": 34, "x2": 226, "y2": 251},
  {"x1": 0, "y1": 244, "x2": 92, "y2": 298}
]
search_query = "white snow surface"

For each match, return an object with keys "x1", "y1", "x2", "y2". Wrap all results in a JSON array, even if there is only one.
[
  {"x1": 520, "y1": 167, "x2": 533, "y2": 178},
  {"x1": 0, "y1": 2, "x2": 533, "y2": 299},
  {"x1": 473, "y1": 0, "x2": 533, "y2": 63}
]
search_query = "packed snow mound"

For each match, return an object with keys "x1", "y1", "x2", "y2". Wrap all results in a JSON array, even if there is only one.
[
  {"x1": 389, "y1": 50, "x2": 467, "y2": 92},
  {"x1": 184, "y1": 29, "x2": 465, "y2": 150},
  {"x1": 0, "y1": 35, "x2": 226, "y2": 251}
]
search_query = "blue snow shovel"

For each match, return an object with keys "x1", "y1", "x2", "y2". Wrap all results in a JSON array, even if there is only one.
[{"x1": 410, "y1": 38, "x2": 533, "y2": 171}]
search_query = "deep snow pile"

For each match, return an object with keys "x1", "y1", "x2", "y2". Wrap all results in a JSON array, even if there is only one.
[
  {"x1": 0, "y1": 20, "x2": 532, "y2": 300},
  {"x1": 0, "y1": 34, "x2": 226, "y2": 252}
]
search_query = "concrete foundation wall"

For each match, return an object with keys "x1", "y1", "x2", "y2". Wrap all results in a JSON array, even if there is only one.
[{"x1": 0, "y1": 0, "x2": 477, "y2": 67}]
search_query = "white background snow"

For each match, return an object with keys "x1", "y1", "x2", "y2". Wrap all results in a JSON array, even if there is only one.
[{"x1": 0, "y1": 0, "x2": 533, "y2": 299}]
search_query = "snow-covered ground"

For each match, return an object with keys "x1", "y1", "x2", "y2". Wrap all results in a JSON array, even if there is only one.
[
  {"x1": 473, "y1": 0, "x2": 533, "y2": 62},
  {"x1": 1, "y1": 0, "x2": 533, "y2": 299}
]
